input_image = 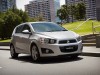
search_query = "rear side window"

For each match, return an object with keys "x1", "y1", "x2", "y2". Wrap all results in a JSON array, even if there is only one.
[{"x1": 15, "y1": 25, "x2": 24, "y2": 33}]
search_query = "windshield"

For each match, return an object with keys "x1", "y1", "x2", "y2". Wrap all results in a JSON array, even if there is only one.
[{"x1": 31, "y1": 22, "x2": 67, "y2": 32}]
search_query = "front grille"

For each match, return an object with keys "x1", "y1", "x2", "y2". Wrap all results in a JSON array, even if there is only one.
[
  {"x1": 59, "y1": 39, "x2": 77, "y2": 44},
  {"x1": 59, "y1": 45, "x2": 78, "y2": 53}
]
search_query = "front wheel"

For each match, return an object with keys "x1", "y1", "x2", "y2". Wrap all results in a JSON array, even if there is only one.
[
  {"x1": 10, "y1": 45, "x2": 18, "y2": 58},
  {"x1": 31, "y1": 44, "x2": 40, "y2": 62}
]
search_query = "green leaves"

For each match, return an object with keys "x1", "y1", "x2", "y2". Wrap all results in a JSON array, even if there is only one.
[
  {"x1": 4, "y1": 11, "x2": 22, "y2": 38},
  {"x1": 57, "y1": 5, "x2": 69, "y2": 23},
  {"x1": 74, "y1": 2, "x2": 86, "y2": 20},
  {"x1": 0, "y1": 8, "x2": 29, "y2": 39},
  {"x1": 57, "y1": 2, "x2": 86, "y2": 23}
]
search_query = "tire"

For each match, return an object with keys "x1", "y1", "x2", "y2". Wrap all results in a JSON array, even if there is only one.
[
  {"x1": 10, "y1": 45, "x2": 18, "y2": 58},
  {"x1": 31, "y1": 44, "x2": 40, "y2": 62}
]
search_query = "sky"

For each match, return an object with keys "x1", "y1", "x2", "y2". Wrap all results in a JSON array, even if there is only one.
[{"x1": 16, "y1": 0, "x2": 65, "y2": 11}]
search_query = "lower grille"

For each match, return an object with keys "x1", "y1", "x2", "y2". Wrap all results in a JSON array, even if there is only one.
[{"x1": 59, "y1": 45, "x2": 78, "y2": 53}]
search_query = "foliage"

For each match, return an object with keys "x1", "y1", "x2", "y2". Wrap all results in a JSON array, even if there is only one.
[
  {"x1": 68, "y1": 4, "x2": 76, "y2": 22},
  {"x1": 3, "y1": 11, "x2": 22, "y2": 38},
  {"x1": 57, "y1": 2, "x2": 86, "y2": 23},
  {"x1": 57, "y1": 9, "x2": 65, "y2": 23},
  {"x1": 0, "y1": 8, "x2": 29, "y2": 39},
  {"x1": 9, "y1": 8, "x2": 29, "y2": 22},
  {"x1": 0, "y1": 17, "x2": 5, "y2": 39},
  {"x1": 61, "y1": 5, "x2": 70, "y2": 22},
  {"x1": 74, "y1": 2, "x2": 86, "y2": 20}
]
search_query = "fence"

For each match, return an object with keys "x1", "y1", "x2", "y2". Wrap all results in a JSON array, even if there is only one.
[
  {"x1": 92, "y1": 24, "x2": 100, "y2": 34},
  {"x1": 67, "y1": 19, "x2": 100, "y2": 35}
]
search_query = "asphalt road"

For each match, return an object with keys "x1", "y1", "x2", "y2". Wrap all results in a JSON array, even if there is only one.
[{"x1": 0, "y1": 50, "x2": 100, "y2": 75}]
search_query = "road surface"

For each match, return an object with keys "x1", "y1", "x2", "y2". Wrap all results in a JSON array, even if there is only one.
[{"x1": 0, "y1": 50, "x2": 100, "y2": 75}]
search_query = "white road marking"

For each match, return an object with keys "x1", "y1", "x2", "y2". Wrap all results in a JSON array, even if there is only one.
[{"x1": 0, "y1": 67, "x2": 2, "y2": 69}]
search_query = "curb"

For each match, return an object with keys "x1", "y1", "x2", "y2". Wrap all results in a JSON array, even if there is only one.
[
  {"x1": 0, "y1": 48, "x2": 10, "y2": 50},
  {"x1": 0, "y1": 42, "x2": 10, "y2": 46},
  {"x1": 82, "y1": 52, "x2": 100, "y2": 57}
]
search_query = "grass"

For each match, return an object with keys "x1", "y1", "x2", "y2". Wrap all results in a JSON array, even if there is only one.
[
  {"x1": 0, "y1": 39, "x2": 11, "y2": 42},
  {"x1": 63, "y1": 20, "x2": 100, "y2": 35}
]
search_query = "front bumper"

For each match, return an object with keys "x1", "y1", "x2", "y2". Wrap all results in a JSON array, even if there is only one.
[{"x1": 38, "y1": 41, "x2": 83, "y2": 57}]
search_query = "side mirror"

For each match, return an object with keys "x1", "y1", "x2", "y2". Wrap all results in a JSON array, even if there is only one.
[{"x1": 22, "y1": 30, "x2": 32, "y2": 34}]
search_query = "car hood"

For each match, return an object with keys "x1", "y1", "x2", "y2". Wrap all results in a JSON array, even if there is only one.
[{"x1": 38, "y1": 31, "x2": 78, "y2": 40}]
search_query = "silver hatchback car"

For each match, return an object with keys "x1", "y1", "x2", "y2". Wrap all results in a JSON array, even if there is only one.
[{"x1": 10, "y1": 22, "x2": 83, "y2": 61}]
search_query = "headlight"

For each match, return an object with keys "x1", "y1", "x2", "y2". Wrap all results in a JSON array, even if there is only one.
[
  {"x1": 40, "y1": 38, "x2": 56, "y2": 44},
  {"x1": 76, "y1": 36, "x2": 82, "y2": 41}
]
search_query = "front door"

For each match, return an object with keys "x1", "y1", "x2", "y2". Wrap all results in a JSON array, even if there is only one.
[{"x1": 20, "y1": 24, "x2": 32, "y2": 53}]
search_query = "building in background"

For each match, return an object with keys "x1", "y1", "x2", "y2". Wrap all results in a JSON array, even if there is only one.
[
  {"x1": 54, "y1": 0, "x2": 61, "y2": 22},
  {"x1": 96, "y1": 0, "x2": 100, "y2": 21},
  {"x1": 25, "y1": 0, "x2": 60, "y2": 22},
  {"x1": 0, "y1": 0, "x2": 16, "y2": 12},
  {"x1": 7, "y1": 0, "x2": 16, "y2": 9}
]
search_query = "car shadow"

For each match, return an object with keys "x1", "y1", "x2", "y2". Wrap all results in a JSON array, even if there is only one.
[{"x1": 10, "y1": 55, "x2": 83, "y2": 64}]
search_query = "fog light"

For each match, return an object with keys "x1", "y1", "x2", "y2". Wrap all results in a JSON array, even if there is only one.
[{"x1": 41, "y1": 48, "x2": 54, "y2": 54}]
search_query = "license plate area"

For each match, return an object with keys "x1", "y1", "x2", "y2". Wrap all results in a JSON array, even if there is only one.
[{"x1": 60, "y1": 45, "x2": 78, "y2": 52}]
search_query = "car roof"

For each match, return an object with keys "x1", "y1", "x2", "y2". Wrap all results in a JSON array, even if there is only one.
[
  {"x1": 25, "y1": 21, "x2": 54, "y2": 24},
  {"x1": 17, "y1": 22, "x2": 55, "y2": 27}
]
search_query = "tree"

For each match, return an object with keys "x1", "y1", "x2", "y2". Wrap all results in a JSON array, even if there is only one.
[
  {"x1": 57, "y1": 2, "x2": 86, "y2": 23},
  {"x1": 68, "y1": 4, "x2": 76, "y2": 22},
  {"x1": 3, "y1": 11, "x2": 22, "y2": 38},
  {"x1": 74, "y1": 2, "x2": 86, "y2": 20},
  {"x1": 0, "y1": 18, "x2": 5, "y2": 40},
  {"x1": 61, "y1": 5, "x2": 70, "y2": 23},
  {"x1": 57, "y1": 8, "x2": 66, "y2": 24},
  {"x1": 18, "y1": 10, "x2": 29, "y2": 22},
  {"x1": 0, "y1": 8, "x2": 30, "y2": 39},
  {"x1": 0, "y1": 12, "x2": 5, "y2": 39},
  {"x1": 9, "y1": 8, "x2": 29, "y2": 22}
]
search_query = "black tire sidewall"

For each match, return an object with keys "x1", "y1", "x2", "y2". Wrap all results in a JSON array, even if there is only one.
[{"x1": 10, "y1": 45, "x2": 18, "y2": 58}]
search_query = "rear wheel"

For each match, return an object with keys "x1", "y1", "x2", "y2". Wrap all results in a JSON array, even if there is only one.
[
  {"x1": 31, "y1": 44, "x2": 40, "y2": 62},
  {"x1": 10, "y1": 45, "x2": 18, "y2": 58}
]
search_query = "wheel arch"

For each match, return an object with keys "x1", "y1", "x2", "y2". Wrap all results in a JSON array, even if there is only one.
[
  {"x1": 10, "y1": 43, "x2": 13, "y2": 48},
  {"x1": 30, "y1": 40, "x2": 38, "y2": 53}
]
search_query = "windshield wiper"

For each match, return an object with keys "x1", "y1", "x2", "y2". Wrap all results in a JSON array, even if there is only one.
[
  {"x1": 62, "y1": 30, "x2": 67, "y2": 31},
  {"x1": 46, "y1": 30, "x2": 67, "y2": 32}
]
